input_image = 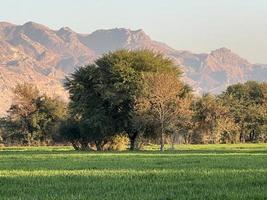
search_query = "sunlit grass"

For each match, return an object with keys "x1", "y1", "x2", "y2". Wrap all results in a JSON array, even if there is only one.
[{"x1": 0, "y1": 144, "x2": 266, "y2": 200}]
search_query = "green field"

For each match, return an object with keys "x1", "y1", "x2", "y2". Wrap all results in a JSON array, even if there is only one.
[{"x1": 0, "y1": 144, "x2": 267, "y2": 200}]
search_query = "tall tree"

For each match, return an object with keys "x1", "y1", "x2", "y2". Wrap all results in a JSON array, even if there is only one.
[
  {"x1": 144, "y1": 72, "x2": 183, "y2": 151},
  {"x1": 65, "y1": 50, "x2": 179, "y2": 150}
]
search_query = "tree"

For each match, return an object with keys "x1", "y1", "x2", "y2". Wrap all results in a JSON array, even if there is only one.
[
  {"x1": 33, "y1": 96, "x2": 67, "y2": 144},
  {"x1": 65, "y1": 50, "x2": 179, "y2": 150},
  {"x1": 168, "y1": 94, "x2": 194, "y2": 146},
  {"x1": 6, "y1": 83, "x2": 40, "y2": 145},
  {"x1": 192, "y1": 94, "x2": 236, "y2": 144},
  {"x1": 220, "y1": 81, "x2": 267, "y2": 142},
  {"x1": 5, "y1": 83, "x2": 67, "y2": 145},
  {"x1": 144, "y1": 72, "x2": 183, "y2": 151},
  {"x1": 97, "y1": 50, "x2": 180, "y2": 150}
]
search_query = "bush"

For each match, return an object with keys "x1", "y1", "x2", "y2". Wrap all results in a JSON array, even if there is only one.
[{"x1": 107, "y1": 134, "x2": 130, "y2": 151}]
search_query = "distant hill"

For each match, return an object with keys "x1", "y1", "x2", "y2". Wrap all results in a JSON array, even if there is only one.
[{"x1": 0, "y1": 21, "x2": 266, "y2": 114}]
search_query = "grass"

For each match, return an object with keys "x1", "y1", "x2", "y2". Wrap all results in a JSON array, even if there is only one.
[{"x1": 0, "y1": 144, "x2": 266, "y2": 200}]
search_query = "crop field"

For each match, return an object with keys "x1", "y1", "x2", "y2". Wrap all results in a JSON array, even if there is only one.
[{"x1": 0, "y1": 144, "x2": 266, "y2": 200}]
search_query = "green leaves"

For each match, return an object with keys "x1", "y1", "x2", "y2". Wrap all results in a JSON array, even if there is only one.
[
  {"x1": 4, "y1": 83, "x2": 67, "y2": 145},
  {"x1": 65, "y1": 50, "x2": 179, "y2": 150},
  {"x1": 220, "y1": 81, "x2": 267, "y2": 142}
]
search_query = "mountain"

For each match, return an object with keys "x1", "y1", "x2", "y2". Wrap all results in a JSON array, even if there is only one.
[
  {"x1": 175, "y1": 48, "x2": 265, "y2": 93},
  {"x1": 0, "y1": 21, "x2": 266, "y2": 115}
]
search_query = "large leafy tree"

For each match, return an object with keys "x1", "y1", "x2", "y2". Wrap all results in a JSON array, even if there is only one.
[
  {"x1": 65, "y1": 50, "x2": 179, "y2": 150},
  {"x1": 64, "y1": 65, "x2": 115, "y2": 150}
]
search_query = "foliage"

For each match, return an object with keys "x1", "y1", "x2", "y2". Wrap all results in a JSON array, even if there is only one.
[
  {"x1": 192, "y1": 94, "x2": 239, "y2": 144},
  {"x1": 107, "y1": 134, "x2": 130, "y2": 151},
  {"x1": 3, "y1": 83, "x2": 67, "y2": 145},
  {"x1": 59, "y1": 119, "x2": 84, "y2": 150},
  {"x1": 65, "y1": 50, "x2": 179, "y2": 150},
  {"x1": 220, "y1": 81, "x2": 267, "y2": 142},
  {"x1": 144, "y1": 72, "x2": 185, "y2": 151}
]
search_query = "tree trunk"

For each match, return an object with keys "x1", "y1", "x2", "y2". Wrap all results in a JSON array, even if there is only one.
[
  {"x1": 71, "y1": 141, "x2": 80, "y2": 150},
  {"x1": 160, "y1": 121, "x2": 164, "y2": 152},
  {"x1": 80, "y1": 139, "x2": 90, "y2": 151},
  {"x1": 251, "y1": 129, "x2": 256, "y2": 141},
  {"x1": 130, "y1": 139, "x2": 135, "y2": 151},
  {"x1": 95, "y1": 141, "x2": 104, "y2": 151},
  {"x1": 171, "y1": 132, "x2": 177, "y2": 150},
  {"x1": 240, "y1": 125, "x2": 245, "y2": 143},
  {"x1": 96, "y1": 144, "x2": 102, "y2": 151},
  {"x1": 129, "y1": 131, "x2": 138, "y2": 151}
]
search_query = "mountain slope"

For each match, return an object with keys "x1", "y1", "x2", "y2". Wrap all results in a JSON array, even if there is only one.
[{"x1": 0, "y1": 21, "x2": 266, "y2": 114}]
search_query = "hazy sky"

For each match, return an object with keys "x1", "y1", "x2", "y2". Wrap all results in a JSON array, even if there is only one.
[{"x1": 1, "y1": 0, "x2": 267, "y2": 63}]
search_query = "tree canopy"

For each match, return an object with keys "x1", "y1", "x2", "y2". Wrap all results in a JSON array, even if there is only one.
[{"x1": 64, "y1": 50, "x2": 181, "y2": 150}]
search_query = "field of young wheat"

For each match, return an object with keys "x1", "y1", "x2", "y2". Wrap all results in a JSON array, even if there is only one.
[{"x1": 0, "y1": 144, "x2": 266, "y2": 200}]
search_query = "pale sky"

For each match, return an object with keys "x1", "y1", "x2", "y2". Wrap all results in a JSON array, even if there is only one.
[{"x1": 1, "y1": 0, "x2": 267, "y2": 63}]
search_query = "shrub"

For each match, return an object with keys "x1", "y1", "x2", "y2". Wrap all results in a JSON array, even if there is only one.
[{"x1": 107, "y1": 134, "x2": 130, "y2": 151}]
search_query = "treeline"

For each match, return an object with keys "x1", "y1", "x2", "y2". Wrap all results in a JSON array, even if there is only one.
[{"x1": 0, "y1": 50, "x2": 266, "y2": 150}]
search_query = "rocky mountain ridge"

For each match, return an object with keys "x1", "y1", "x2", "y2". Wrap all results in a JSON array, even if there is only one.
[{"x1": 0, "y1": 21, "x2": 266, "y2": 114}]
